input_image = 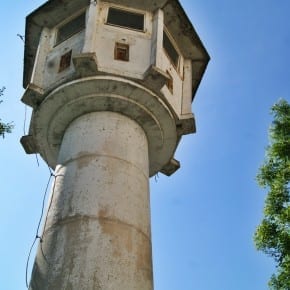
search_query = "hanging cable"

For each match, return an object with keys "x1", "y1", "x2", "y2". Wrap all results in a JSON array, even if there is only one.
[
  {"x1": 35, "y1": 154, "x2": 40, "y2": 167},
  {"x1": 23, "y1": 105, "x2": 27, "y2": 135},
  {"x1": 25, "y1": 172, "x2": 55, "y2": 288}
]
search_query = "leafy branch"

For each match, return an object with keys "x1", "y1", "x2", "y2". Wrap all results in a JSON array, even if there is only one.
[
  {"x1": 254, "y1": 99, "x2": 290, "y2": 289},
  {"x1": 0, "y1": 87, "x2": 14, "y2": 138}
]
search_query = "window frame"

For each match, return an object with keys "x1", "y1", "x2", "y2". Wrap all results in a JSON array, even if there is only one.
[
  {"x1": 55, "y1": 11, "x2": 86, "y2": 46},
  {"x1": 163, "y1": 28, "x2": 180, "y2": 70},
  {"x1": 58, "y1": 50, "x2": 72, "y2": 72},
  {"x1": 114, "y1": 43, "x2": 130, "y2": 62},
  {"x1": 106, "y1": 6, "x2": 145, "y2": 33}
]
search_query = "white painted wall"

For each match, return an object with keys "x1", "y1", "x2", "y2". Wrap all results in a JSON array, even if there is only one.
[
  {"x1": 95, "y1": 2, "x2": 153, "y2": 79},
  {"x1": 43, "y1": 30, "x2": 85, "y2": 88},
  {"x1": 160, "y1": 50, "x2": 184, "y2": 118}
]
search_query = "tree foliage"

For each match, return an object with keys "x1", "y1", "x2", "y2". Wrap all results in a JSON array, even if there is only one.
[
  {"x1": 0, "y1": 87, "x2": 13, "y2": 138},
  {"x1": 254, "y1": 99, "x2": 290, "y2": 289}
]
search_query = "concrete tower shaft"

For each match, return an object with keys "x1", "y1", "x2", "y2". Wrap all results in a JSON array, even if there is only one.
[{"x1": 30, "y1": 112, "x2": 152, "y2": 289}]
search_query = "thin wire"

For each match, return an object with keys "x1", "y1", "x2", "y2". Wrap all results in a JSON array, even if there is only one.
[
  {"x1": 35, "y1": 154, "x2": 40, "y2": 167},
  {"x1": 25, "y1": 172, "x2": 54, "y2": 288},
  {"x1": 36, "y1": 174, "x2": 53, "y2": 235},
  {"x1": 42, "y1": 149, "x2": 54, "y2": 177},
  {"x1": 41, "y1": 174, "x2": 59, "y2": 238},
  {"x1": 47, "y1": 165, "x2": 54, "y2": 176},
  {"x1": 25, "y1": 156, "x2": 60, "y2": 288},
  {"x1": 17, "y1": 34, "x2": 25, "y2": 43},
  {"x1": 25, "y1": 238, "x2": 37, "y2": 288},
  {"x1": 23, "y1": 105, "x2": 27, "y2": 135},
  {"x1": 154, "y1": 173, "x2": 159, "y2": 182},
  {"x1": 40, "y1": 240, "x2": 49, "y2": 264}
]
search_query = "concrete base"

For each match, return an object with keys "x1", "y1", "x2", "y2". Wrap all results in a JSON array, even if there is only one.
[{"x1": 29, "y1": 112, "x2": 153, "y2": 290}]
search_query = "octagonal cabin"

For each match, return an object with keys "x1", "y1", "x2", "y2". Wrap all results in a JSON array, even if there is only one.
[{"x1": 22, "y1": 0, "x2": 209, "y2": 149}]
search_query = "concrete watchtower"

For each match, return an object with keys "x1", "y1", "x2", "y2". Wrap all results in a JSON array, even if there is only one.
[{"x1": 21, "y1": 0, "x2": 209, "y2": 289}]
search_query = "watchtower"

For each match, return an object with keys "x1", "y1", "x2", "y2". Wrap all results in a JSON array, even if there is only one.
[{"x1": 21, "y1": 0, "x2": 209, "y2": 289}]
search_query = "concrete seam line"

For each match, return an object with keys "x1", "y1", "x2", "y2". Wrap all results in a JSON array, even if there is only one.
[{"x1": 43, "y1": 214, "x2": 151, "y2": 242}]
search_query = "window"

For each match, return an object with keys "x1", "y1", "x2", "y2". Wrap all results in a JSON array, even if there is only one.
[
  {"x1": 59, "y1": 50, "x2": 72, "y2": 72},
  {"x1": 107, "y1": 7, "x2": 144, "y2": 31},
  {"x1": 115, "y1": 43, "x2": 130, "y2": 61},
  {"x1": 56, "y1": 12, "x2": 86, "y2": 45},
  {"x1": 163, "y1": 31, "x2": 179, "y2": 68}
]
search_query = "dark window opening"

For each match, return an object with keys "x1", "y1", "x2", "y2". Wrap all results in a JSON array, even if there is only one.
[
  {"x1": 163, "y1": 31, "x2": 179, "y2": 68},
  {"x1": 56, "y1": 12, "x2": 86, "y2": 45},
  {"x1": 115, "y1": 43, "x2": 129, "y2": 61},
  {"x1": 107, "y1": 7, "x2": 144, "y2": 31},
  {"x1": 59, "y1": 50, "x2": 72, "y2": 72},
  {"x1": 166, "y1": 70, "x2": 174, "y2": 93}
]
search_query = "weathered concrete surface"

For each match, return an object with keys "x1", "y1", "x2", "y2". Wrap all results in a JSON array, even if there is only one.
[
  {"x1": 22, "y1": 1, "x2": 210, "y2": 289},
  {"x1": 24, "y1": 76, "x2": 178, "y2": 176},
  {"x1": 29, "y1": 112, "x2": 153, "y2": 290}
]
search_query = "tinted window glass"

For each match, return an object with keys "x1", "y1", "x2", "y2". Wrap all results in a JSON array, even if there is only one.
[
  {"x1": 163, "y1": 31, "x2": 179, "y2": 67},
  {"x1": 107, "y1": 7, "x2": 144, "y2": 31},
  {"x1": 56, "y1": 13, "x2": 86, "y2": 45}
]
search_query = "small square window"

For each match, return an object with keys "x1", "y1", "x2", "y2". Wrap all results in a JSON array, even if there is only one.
[
  {"x1": 59, "y1": 50, "x2": 72, "y2": 72},
  {"x1": 114, "y1": 43, "x2": 129, "y2": 61}
]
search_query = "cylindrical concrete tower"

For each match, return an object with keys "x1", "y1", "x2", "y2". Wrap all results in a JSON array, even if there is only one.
[{"x1": 21, "y1": 1, "x2": 209, "y2": 289}]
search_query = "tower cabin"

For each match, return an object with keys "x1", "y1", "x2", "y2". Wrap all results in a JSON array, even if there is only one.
[{"x1": 21, "y1": 0, "x2": 209, "y2": 176}]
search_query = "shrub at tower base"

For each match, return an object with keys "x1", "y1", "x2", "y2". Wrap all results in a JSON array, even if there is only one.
[{"x1": 254, "y1": 99, "x2": 290, "y2": 289}]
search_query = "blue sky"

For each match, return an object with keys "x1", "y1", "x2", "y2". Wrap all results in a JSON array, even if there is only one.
[{"x1": 0, "y1": 1, "x2": 289, "y2": 289}]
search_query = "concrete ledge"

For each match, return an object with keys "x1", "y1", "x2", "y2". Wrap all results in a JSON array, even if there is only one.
[
  {"x1": 73, "y1": 53, "x2": 99, "y2": 77},
  {"x1": 143, "y1": 65, "x2": 170, "y2": 92},
  {"x1": 160, "y1": 158, "x2": 180, "y2": 176},
  {"x1": 28, "y1": 76, "x2": 177, "y2": 176},
  {"x1": 20, "y1": 135, "x2": 37, "y2": 154},
  {"x1": 176, "y1": 114, "x2": 196, "y2": 135},
  {"x1": 21, "y1": 84, "x2": 44, "y2": 109}
]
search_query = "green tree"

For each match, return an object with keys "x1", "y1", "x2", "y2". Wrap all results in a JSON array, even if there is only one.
[
  {"x1": 0, "y1": 87, "x2": 13, "y2": 138},
  {"x1": 254, "y1": 99, "x2": 290, "y2": 289}
]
